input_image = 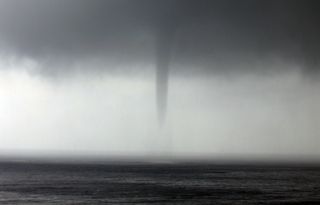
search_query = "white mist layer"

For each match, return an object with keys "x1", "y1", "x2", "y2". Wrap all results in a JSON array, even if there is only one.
[
  {"x1": 0, "y1": 58, "x2": 319, "y2": 159},
  {"x1": 169, "y1": 72, "x2": 320, "y2": 157}
]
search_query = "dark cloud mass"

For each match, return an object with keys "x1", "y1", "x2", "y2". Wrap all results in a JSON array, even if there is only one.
[{"x1": 0, "y1": 0, "x2": 319, "y2": 75}]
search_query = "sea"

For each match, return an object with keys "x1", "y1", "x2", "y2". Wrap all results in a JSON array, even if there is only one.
[{"x1": 0, "y1": 162, "x2": 319, "y2": 204}]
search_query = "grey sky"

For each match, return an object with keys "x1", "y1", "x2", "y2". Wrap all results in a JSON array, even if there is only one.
[
  {"x1": 0, "y1": 0, "x2": 319, "y2": 75},
  {"x1": 0, "y1": 0, "x2": 319, "y2": 160}
]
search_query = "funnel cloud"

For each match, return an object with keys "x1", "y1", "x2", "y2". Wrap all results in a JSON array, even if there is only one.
[{"x1": 155, "y1": 28, "x2": 176, "y2": 125}]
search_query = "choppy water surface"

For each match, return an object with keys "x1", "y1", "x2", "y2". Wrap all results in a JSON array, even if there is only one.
[{"x1": 0, "y1": 162, "x2": 319, "y2": 204}]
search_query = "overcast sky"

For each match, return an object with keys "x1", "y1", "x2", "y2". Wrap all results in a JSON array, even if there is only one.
[{"x1": 0, "y1": 0, "x2": 319, "y2": 160}]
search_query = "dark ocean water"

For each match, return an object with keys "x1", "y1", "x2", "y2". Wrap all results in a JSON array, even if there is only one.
[{"x1": 0, "y1": 162, "x2": 319, "y2": 204}]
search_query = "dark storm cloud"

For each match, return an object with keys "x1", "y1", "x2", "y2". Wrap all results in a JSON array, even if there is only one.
[
  {"x1": 0, "y1": 0, "x2": 319, "y2": 75},
  {"x1": 0, "y1": 0, "x2": 188, "y2": 67}
]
